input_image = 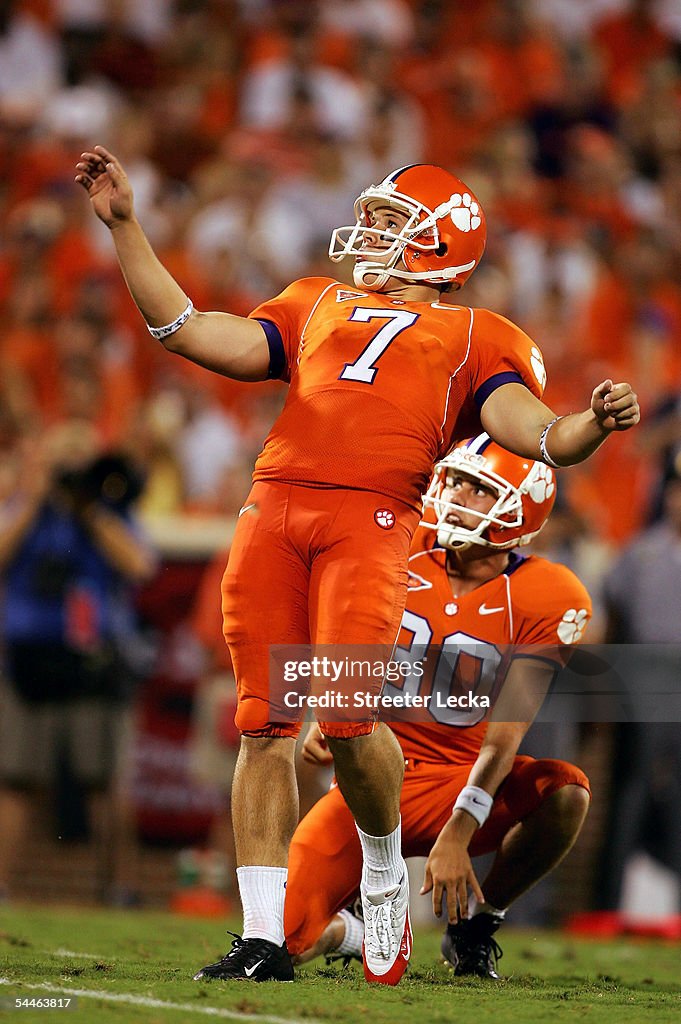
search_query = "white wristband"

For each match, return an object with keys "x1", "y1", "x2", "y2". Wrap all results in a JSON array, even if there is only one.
[
  {"x1": 453, "y1": 785, "x2": 493, "y2": 828},
  {"x1": 538, "y1": 416, "x2": 563, "y2": 469},
  {"x1": 147, "y1": 299, "x2": 194, "y2": 340}
]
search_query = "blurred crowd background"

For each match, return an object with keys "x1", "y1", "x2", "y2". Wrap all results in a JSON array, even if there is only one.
[{"x1": 2, "y1": 0, "x2": 681, "y2": 928}]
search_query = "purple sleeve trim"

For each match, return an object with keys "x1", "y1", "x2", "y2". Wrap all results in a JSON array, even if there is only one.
[
  {"x1": 474, "y1": 370, "x2": 527, "y2": 410},
  {"x1": 256, "y1": 318, "x2": 287, "y2": 380}
]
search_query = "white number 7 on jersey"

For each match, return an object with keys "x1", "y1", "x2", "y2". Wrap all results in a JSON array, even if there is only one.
[{"x1": 339, "y1": 308, "x2": 420, "y2": 384}]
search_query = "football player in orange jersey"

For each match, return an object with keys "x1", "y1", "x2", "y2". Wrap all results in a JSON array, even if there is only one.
[
  {"x1": 75, "y1": 149, "x2": 636, "y2": 986},
  {"x1": 286, "y1": 436, "x2": 592, "y2": 979}
]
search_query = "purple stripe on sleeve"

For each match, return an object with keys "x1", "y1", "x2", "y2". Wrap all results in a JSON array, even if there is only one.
[
  {"x1": 474, "y1": 371, "x2": 526, "y2": 410},
  {"x1": 256, "y1": 318, "x2": 286, "y2": 380}
]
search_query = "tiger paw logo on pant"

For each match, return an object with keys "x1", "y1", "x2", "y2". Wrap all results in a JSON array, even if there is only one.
[{"x1": 374, "y1": 508, "x2": 395, "y2": 530}]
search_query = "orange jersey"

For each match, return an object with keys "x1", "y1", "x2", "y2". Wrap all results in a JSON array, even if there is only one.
[
  {"x1": 250, "y1": 277, "x2": 546, "y2": 510},
  {"x1": 388, "y1": 529, "x2": 592, "y2": 764}
]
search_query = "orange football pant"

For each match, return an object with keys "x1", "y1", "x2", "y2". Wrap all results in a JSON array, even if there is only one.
[
  {"x1": 221, "y1": 481, "x2": 421, "y2": 738},
  {"x1": 284, "y1": 755, "x2": 590, "y2": 956}
]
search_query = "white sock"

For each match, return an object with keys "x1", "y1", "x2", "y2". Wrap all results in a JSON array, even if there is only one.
[
  {"x1": 356, "y1": 819, "x2": 403, "y2": 890},
  {"x1": 236, "y1": 866, "x2": 287, "y2": 946},
  {"x1": 336, "y1": 908, "x2": 364, "y2": 957},
  {"x1": 470, "y1": 897, "x2": 507, "y2": 920}
]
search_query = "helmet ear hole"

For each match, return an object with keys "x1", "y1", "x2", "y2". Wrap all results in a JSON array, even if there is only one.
[{"x1": 436, "y1": 243, "x2": 447, "y2": 257}]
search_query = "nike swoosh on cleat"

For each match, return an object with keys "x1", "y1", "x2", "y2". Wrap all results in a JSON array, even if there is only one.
[
  {"x1": 478, "y1": 604, "x2": 504, "y2": 615},
  {"x1": 366, "y1": 886, "x2": 399, "y2": 904},
  {"x1": 244, "y1": 960, "x2": 264, "y2": 977}
]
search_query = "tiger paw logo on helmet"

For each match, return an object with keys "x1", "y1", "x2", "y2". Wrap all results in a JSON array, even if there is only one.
[
  {"x1": 449, "y1": 193, "x2": 482, "y2": 233},
  {"x1": 524, "y1": 462, "x2": 555, "y2": 504},
  {"x1": 329, "y1": 165, "x2": 487, "y2": 290},
  {"x1": 374, "y1": 508, "x2": 396, "y2": 530},
  {"x1": 557, "y1": 608, "x2": 589, "y2": 644}
]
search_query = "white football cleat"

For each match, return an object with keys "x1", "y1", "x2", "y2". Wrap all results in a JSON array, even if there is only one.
[{"x1": 361, "y1": 863, "x2": 412, "y2": 985}]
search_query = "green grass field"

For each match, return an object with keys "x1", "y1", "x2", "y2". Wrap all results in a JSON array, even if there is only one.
[{"x1": 2, "y1": 906, "x2": 681, "y2": 1024}]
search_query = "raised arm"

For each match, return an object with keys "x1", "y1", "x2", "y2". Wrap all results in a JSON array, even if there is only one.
[
  {"x1": 75, "y1": 146, "x2": 271, "y2": 381},
  {"x1": 480, "y1": 380, "x2": 640, "y2": 467}
]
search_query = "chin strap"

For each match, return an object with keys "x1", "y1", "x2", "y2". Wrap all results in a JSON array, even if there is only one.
[
  {"x1": 352, "y1": 263, "x2": 393, "y2": 290},
  {"x1": 353, "y1": 258, "x2": 476, "y2": 289}
]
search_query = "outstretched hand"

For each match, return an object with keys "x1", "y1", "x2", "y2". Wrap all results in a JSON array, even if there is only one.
[
  {"x1": 420, "y1": 819, "x2": 485, "y2": 923},
  {"x1": 591, "y1": 379, "x2": 640, "y2": 432},
  {"x1": 75, "y1": 145, "x2": 134, "y2": 228}
]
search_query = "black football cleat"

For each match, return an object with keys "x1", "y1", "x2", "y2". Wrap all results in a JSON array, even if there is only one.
[
  {"x1": 193, "y1": 932, "x2": 294, "y2": 982},
  {"x1": 441, "y1": 913, "x2": 504, "y2": 980}
]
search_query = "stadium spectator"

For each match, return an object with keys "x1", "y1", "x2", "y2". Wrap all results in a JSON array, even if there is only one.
[
  {"x1": 53, "y1": 0, "x2": 172, "y2": 51},
  {"x1": 529, "y1": 0, "x2": 622, "y2": 44},
  {"x1": 239, "y1": 14, "x2": 368, "y2": 141},
  {"x1": 251, "y1": 132, "x2": 364, "y2": 280},
  {"x1": 0, "y1": 421, "x2": 156, "y2": 904},
  {"x1": 75, "y1": 141, "x2": 637, "y2": 988},
  {"x1": 286, "y1": 439, "x2": 591, "y2": 976},
  {"x1": 179, "y1": 546, "x2": 240, "y2": 917},
  {"x1": 593, "y1": 0, "x2": 675, "y2": 106},
  {"x1": 0, "y1": 0, "x2": 63, "y2": 126},
  {"x1": 598, "y1": 459, "x2": 681, "y2": 911},
  {"x1": 527, "y1": 490, "x2": 614, "y2": 643},
  {"x1": 319, "y1": 0, "x2": 415, "y2": 51},
  {"x1": 163, "y1": 378, "x2": 243, "y2": 505},
  {"x1": 639, "y1": 389, "x2": 681, "y2": 522}
]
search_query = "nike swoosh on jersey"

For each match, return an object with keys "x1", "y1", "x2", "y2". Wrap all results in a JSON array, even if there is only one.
[
  {"x1": 478, "y1": 604, "x2": 505, "y2": 615},
  {"x1": 238, "y1": 503, "x2": 257, "y2": 517}
]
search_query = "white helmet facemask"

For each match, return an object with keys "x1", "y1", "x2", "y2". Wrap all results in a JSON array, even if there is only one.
[
  {"x1": 421, "y1": 453, "x2": 524, "y2": 551},
  {"x1": 328, "y1": 184, "x2": 475, "y2": 290}
]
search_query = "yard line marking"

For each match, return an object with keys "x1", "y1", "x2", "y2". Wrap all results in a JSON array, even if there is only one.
[
  {"x1": 0, "y1": 979, "x2": 315, "y2": 1024},
  {"x1": 49, "y1": 949, "x2": 102, "y2": 960}
]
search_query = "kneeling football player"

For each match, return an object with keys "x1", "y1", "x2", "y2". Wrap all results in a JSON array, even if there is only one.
[{"x1": 284, "y1": 435, "x2": 592, "y2": 978}]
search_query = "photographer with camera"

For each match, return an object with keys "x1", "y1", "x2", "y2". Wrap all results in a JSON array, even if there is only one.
[{"x1": 0, "y1": 422, "x2": 155, "y2": 904}]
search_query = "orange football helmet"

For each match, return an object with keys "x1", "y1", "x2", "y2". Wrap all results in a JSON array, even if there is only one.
[
  {"x1": 329, "y1": 163, "x2": 486, "y2": 290},
  {"x1": 422, "y1": 433, "x2": 556, "y2": 550}
]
